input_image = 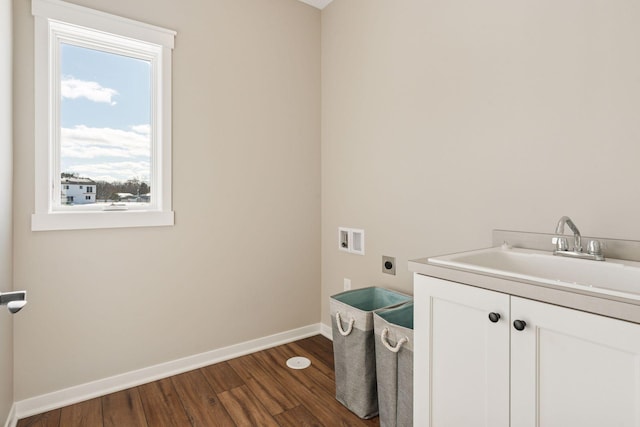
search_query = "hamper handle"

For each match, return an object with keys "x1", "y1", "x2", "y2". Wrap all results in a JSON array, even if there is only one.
[
  {"x1": 381, "y1": 327, "x2": 408, "y2": 353},
  {"x1": 335, "y1": 312, "x2": 355, "y2": 336}
]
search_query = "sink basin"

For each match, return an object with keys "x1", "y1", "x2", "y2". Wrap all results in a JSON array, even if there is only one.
[{"x1": 428, "y1": 246, "x2": 640, "y2": 301}]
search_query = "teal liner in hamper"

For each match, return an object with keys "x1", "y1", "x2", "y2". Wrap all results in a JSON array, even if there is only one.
[
  {"x1": 373, "y1": 302, "x2": 414, "y2": 427},
  {"x1": 330, "y1": 287, "x2": 413, "y2": 419}
]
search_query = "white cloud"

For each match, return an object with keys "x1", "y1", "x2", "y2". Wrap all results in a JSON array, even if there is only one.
[
  {"x1": 61, "y1": 125, "x2": 150, "y2": 159},
  {"x1": 61, "y1": 125, "x2": 151, "y2": 182},
  {"x1": 61, "y1": 77, "x2": 118, "y2": 106},
  {"x1": 66, "y1": 161, "x2": 151, "y2": 183},
  {"x1": 130, "y1": 124, "x2": 151, "y2": 135}
]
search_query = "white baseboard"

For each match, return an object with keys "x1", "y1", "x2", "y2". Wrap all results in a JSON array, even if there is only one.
[
  {"x1": 320, "y1": 322, "x2": 332, "y2": 340},
  {"x1": 12, "y1": 323, "x2": 322, "y2": 421},
  {"x1": 4, "y1": 403, "x2": 15, "y2": 427}
]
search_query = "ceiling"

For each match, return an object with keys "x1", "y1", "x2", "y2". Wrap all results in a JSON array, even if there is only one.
[{"x1": 298, "y1": 0, "x2": 333, "y2": 10}]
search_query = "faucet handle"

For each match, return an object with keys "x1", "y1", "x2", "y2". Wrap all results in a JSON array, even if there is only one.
[
  {"x1": 587, "y1": 240, "x2": 603, "y2": 256},
  {"x1": 552, "y1": 236, "x2": 569, "y2": 251}
]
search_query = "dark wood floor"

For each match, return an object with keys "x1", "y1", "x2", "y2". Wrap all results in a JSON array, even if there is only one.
[{"x1": 17, "y1": 335, "x2": 380, "y2": 426}]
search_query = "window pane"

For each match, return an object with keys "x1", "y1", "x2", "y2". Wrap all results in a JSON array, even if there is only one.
[{"x1": 59, "y1": 43, "x2": 151, "y2": 205}]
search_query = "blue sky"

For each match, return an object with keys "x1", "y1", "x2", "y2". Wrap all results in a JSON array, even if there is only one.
[{"x1": 60, "y1": 43, "x2": 151, "y2": 183}]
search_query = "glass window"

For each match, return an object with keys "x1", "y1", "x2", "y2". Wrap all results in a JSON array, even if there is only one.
[
  {"x1": 31, "y1": 0, "x2": 176, "y2": 231},
  {"x1": 60, "y1": 44, "x2": 151, "y2": 208}
]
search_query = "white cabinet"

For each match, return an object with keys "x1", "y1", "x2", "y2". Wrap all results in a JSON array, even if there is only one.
[
  {"x1": 414, "y1": 274, "x2": 640, "y2": 427},
  {"x1": 414, "y1": 274, "x2": 510, "y2": 427},
  {"x1": 511, "y1": 296, "x2": 640, "y2": 427}
]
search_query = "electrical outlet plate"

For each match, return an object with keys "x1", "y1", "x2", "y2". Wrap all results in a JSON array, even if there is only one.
[{"x1": 382, "y1": 255, "x2": 396, "y2": 275}]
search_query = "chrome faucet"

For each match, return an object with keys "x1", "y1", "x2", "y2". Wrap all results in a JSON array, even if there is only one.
[
  {"x1": 555, "y1": 216, "x2": 582, "y2": 252},
  {"x1": 552, "y1": 216, "x2": 604, "y2": 261}
]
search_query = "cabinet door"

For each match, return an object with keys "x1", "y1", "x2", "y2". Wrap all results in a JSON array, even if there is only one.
[
  {"x1": 414, "y1": 275, "x2": 510, "y2": 427},
  {"x1": 511, "y1": 296, "x2": 640, "y2": 427}
]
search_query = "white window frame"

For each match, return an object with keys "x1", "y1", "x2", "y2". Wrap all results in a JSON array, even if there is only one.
[{"x1": 31, "y1": 0, "x2": 176, "y2": 231}]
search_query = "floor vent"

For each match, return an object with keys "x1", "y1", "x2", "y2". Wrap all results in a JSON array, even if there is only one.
[{"x1": 286, "y1": 356, "x2": 311, "y2": 370}]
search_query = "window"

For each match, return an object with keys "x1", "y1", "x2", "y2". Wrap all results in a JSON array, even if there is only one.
[{"x1": 31, "y1": 0, "x2": 176, "y2": 231}]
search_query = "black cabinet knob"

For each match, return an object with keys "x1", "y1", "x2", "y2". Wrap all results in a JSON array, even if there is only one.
[
  {"x1": 488, "y1": 312, "x2": 501, "y2": 323},
  {"x1": 513, "y1": 320, "x2": 527, "y2": 331}
]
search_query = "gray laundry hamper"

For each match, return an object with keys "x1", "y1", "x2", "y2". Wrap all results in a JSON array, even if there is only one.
[
  {"x1": 373, "y1": 302, "x2": 414, "y2": 427},
  {"x1": 330, "y1": 287, "x2": 412, "y2": 419}
]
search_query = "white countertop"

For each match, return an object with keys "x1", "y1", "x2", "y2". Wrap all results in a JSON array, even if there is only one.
[{"x1": 409, "y1": 256, "x2": 640, "y2": 325}]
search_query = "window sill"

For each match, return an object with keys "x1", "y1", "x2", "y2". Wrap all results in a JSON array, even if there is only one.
[{"x1": 31, "y1": 210, "x2": 175, "y2": 231}]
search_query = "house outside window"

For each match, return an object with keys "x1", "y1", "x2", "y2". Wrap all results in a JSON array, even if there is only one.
[{"x1": 61, "y1": 177, "x2": 96, "y2": 205}]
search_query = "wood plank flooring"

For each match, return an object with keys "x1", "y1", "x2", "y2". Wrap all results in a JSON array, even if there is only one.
[{"x1": 17, "y1": 335, "x2": 380, "y2": 427}]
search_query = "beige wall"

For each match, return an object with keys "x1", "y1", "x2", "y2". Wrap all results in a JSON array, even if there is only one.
[
  {"x1": 13, "y1": 0, "x2": 320, "y2": 400},
  {"x1": 321, "y1": 0, "x2": 640, "y2": 324},
  {"x1": 12, "y1": 0, "x2": 640, "y2": 406},
  {"x1": 1, "y1": 0, "x2": 14, "y2": 419}
]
